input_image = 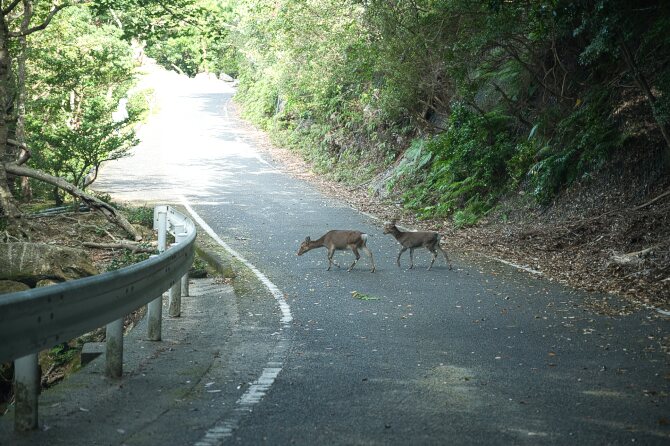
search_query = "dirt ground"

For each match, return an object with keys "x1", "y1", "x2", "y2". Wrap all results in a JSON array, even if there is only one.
[
  {"x1": 231, "y1": 106, "x2": 670, "y2": 317},
  {"x1": 21, "y1": 209, "x2": 155, "y2": 268}
]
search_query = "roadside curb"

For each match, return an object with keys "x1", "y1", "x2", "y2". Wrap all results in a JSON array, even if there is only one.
[{"x1": 194, "y1": 242, "x2": 236, "y2": 279}]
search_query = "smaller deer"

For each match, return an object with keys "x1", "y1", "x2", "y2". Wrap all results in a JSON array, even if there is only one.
[
  {"x1": 297, "y1": 230, "x2": 376, "y2": 272},
  {"x1": 383, "y1": 219, "x2": 452, "y2": 271}
]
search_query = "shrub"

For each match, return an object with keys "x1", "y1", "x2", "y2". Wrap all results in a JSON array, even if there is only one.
[
  {"x1": 397, "y1": 104, "x2": 519, "y2": 222},
  {"x1": 528, "y1": 89, "x2": 624, "y2": 204}
]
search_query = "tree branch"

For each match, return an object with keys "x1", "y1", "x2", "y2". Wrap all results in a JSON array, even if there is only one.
[
  {"x1": 83, "y1": 241, "x2": 156, "y2": 254},
  {"x1": 8, "y1": 2, "x2": 83, "y2": 38},
  {"x1": 7, "y1": 140, "x2": 31, "y2": 167},
  {"x1": 4, "y1": 162, "x2": 141, "y2": 240},
  {"x1": 2, "y1": 0, "x2": 22, "y2": 16},
  {"x1": 500, "y1": 43, "x2": 571, "y2": 103}
]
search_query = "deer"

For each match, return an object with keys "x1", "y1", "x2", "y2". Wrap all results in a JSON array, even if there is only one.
[
  {"x1": 383, "y1": 219, "x2": 452, "y2": 271},
  {"x1": 297, "y1": 230, "x2": 376, "y2": 272}
]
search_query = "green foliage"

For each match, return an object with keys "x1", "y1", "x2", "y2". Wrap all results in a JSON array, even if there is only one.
[
  {"x1": 124, "y1": 0, "x2": 668, "y2": 223},
  {"x1": 23, "y1": 6, "x2": 145, "y2": 199},
  {"x1": 107, "y1": 250, "x2": 151, "y2": 272},
  {"x1": 48, "y1": 343, "x2": 78, "y2": 367},
  {"x1": 351, "y1": 290, "x2": 379, "y2": 301},
  {"x1": 235, "y1": 73, "x2": 279, "y2": 125},
  {"x1": 394, "y1": 105, "x2": 521, "y2": 223},
  {"x1": 146, "y1": 34, "x2": 203, "y2": 77},
  {"x1": 92, "y1": 192, "x2": 115, "y2": 206},
  {"x1": 125, "y1": 206, "x2": 154, "y2": 227},
  {"x1": 189, "y1": 256, "x2": 209, "y2": 278},
  {"x1": 96, "y1": 0, "x2": 241, "y2": 77},
  {"x1": 529, "y1": 89, "x2": 624, "y2": 204}
]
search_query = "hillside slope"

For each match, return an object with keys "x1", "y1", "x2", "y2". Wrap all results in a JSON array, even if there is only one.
[{"x1": 235, "y1": 104, "x2": 670, "y2": 314}]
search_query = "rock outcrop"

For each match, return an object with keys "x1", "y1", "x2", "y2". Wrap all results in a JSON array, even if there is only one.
[
  {"x1": 0, "y1": 243, "x2": 98, "y2": 285},
  {"x1": 0, "y1": 280, "x2": 30, "y2": 294}
]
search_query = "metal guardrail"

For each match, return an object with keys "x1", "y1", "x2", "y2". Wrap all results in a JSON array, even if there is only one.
[{"x1": 0, "y1": 205, "x2": 196, "y2": 431}]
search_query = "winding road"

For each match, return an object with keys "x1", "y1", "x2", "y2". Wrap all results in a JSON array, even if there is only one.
[{"x1": 94, "y1": 63, "x2": 669, "y2": 445}]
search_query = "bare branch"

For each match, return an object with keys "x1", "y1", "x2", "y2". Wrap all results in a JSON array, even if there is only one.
[
  {"x1": 4, "y1": 162, "x2": 141, "y2": 240},
  {"x1": 500, "y1": 43, "x2": 571, "y2": 103},
  {"x1": 83, "y1": 241, "x2": 157, "y2": 254}
]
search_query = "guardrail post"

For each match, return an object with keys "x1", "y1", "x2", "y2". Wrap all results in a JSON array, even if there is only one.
[
  {"x1": 168, "y1": 280, "x2": 181, "y2": 317},
  {"x1": 168, "y1": 230, "x2": 188, "y2": 317},
  {"x1": 105, "y1": 318, "x2": 123, "y2": 378},
  {"x1": 177, "y1": 227, "x2": 190, "y2": 297},
  {"x1": 148, "y1": 294, "x2": 163, "y2": 341},
  {"x1": 147, "y1": 255, "x2": 163, "y2": 341},
  {"x1": 181, "y1": 273, "x2": 189, "y2": 297},
  {"x1": 156, "y1": 209, "x2": 167, "y2": 253},
  {"x1": 147, "y1": 209, "x2": 168, "y2": 340},
  {"x1": 14, "y1": 353, "x2": 39, "y2": 431}
]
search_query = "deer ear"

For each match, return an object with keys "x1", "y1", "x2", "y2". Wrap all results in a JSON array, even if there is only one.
[{"x1": 305, "y1": 236, "x2": 311, "y2": 242}]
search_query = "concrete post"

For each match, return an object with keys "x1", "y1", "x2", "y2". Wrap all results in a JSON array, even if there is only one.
[
  {"x1": 168, "y1": 231, "x2": 188, "y2": 317},
  {"x1": 177, "y1": 230, "x2": 190, "y2": 297},
  {"x1": 105, "y1": 318, "x2": 123, "y2": 378},
  {"x1": 14, "y1": 353, "x2": 39, "y2": 431},
  {"x1": 181, "y1": 273, "x2": 189, "y2": 297},
  {"x1": 148, "y1": 210, "x2": 168, "y2": 340},
  {"x1": 168, "y1": 281, "x2": 181, "y2": 317},
  {"x1": 148, "y1": 294, "x2": 163, "y2": 341},
  {"x1": 157, "y1": 210, "x2": 167, "y2": 253},
  {"x1": 147, "y1": 254, "x2": 163, "y2": 341}
]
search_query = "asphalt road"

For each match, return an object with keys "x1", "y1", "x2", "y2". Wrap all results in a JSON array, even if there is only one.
[{"x1": 92, "y1": 63, "x2": 669, "y2": 445}]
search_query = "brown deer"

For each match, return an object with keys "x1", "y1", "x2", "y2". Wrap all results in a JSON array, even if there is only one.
[
  {"x1": 383, "y1": 219, "x2": 451, "y2": 271},
  {"x1": 297, "y1": 230, "x2": 376, "y2": 272}
]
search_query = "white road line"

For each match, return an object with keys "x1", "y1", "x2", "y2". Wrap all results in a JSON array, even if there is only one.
[
  {"x1": 181, "y1": 198, "x2": 292, "y2": 444},
  {"x1": 481, "y1": 254, "x2": 543, "y2": 276},
  {"x1": 181, "y1": 198, "x2": 292, "y2": 325}
]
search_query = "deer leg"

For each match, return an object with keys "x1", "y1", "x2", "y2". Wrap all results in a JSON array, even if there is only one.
[
  {"x1": 428, "y1": 249, "x2": 437, "y2": 271},
  {"x1": 437, "y1": 245, "x2": 452, "y2": 270},
  {"x1": 348, "y1": 247, "x2": 360, "y2": 271},
  {"x1": 396, "y1": 247, "x2": 407, "y2": 267},
  {"x1": 409, "y1": 248, "x2": 415, "y2": 269},
  {"x1": 362, "y1": 245, "x2": 376, "y2": 273},
  {"x1": 327, "y1": 248, "x2": 340, "y2": 270}
]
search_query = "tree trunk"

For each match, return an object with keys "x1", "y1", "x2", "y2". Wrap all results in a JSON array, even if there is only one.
[
  {"x1": 0, "y1": 12, "x2": 21, "y2": 219},
  {"x1": 16, "y1": 0, "x2": 33, "y2": 202},
  {"x1": 5, "y1": 163, "x2": 142, "y2": 241}
]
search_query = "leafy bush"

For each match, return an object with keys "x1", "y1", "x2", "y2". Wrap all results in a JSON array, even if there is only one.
[
  {"x1": 393, "y1": 104, "x2": 521, "y2": 222},
  {"x1": 48, "y1": 343, "x2": 78, "y2": 367},
  {"x1": 125, "y1": 206, "x2": 154, "y2": 228},
  {"x1": 529, "y1": 89, "x2": 624, "y2": 204},
  {"x1": 107, "y1": 250, "x2": 151, "y2": 272}
]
